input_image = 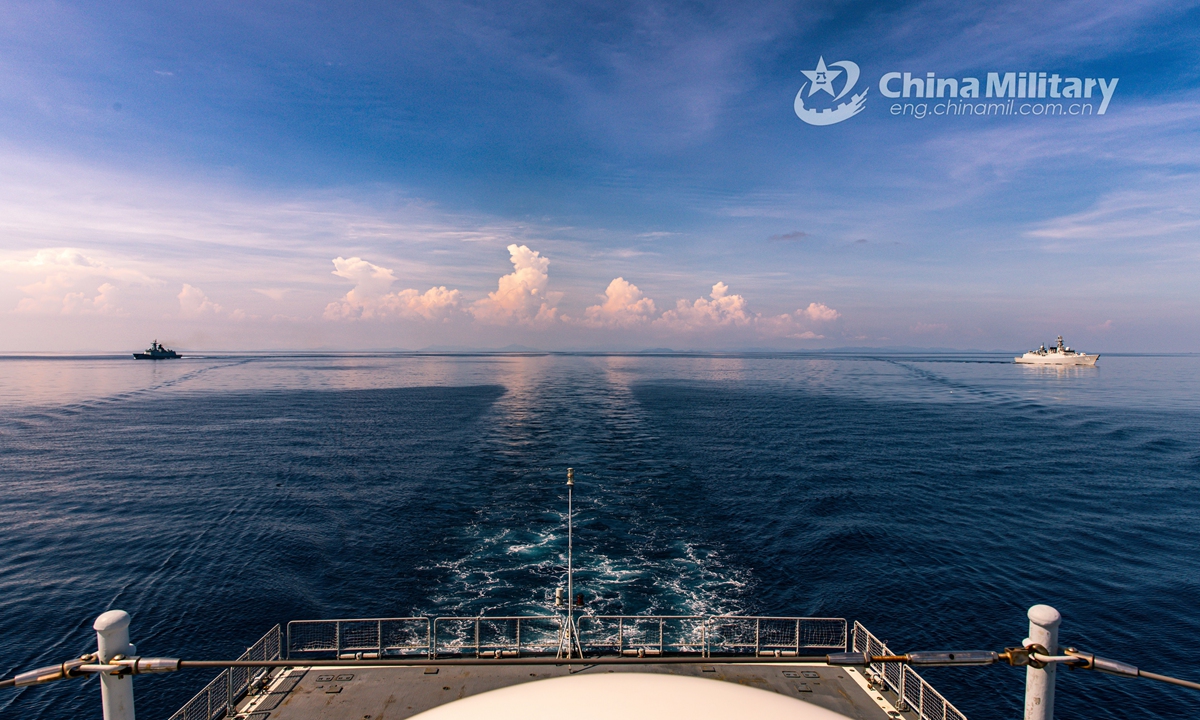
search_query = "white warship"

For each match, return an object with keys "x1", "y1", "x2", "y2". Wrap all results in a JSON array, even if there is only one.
[{"x1": 1015, "y1": 336, "x2": 1098, "y2": 366}]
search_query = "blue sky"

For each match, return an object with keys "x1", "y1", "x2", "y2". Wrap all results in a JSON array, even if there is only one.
[{"x1": 1, "y1": 0, "x2": 1198, "y2": 351}]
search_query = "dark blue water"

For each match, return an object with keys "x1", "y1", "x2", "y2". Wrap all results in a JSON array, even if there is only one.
[{"x1": 1, "y1": 353, "x2": 1198, "y2": 719}]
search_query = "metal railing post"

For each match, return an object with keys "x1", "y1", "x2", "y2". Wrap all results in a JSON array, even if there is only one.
[
  {"x1": 94, "y1": 610, "x2": 136, "y2": 720},
  {"x1": 1024, "y1": 605, "x2": 1061, "y2": 720}
]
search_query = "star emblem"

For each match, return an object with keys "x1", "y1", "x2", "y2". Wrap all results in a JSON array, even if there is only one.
[{"x1": 801, "y1": 56, "x2": 842, "y2": 97}]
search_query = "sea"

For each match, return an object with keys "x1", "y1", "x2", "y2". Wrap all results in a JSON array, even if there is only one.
[{"x1": 1, "y1": 352, "x2": 1197, "y2": 719}]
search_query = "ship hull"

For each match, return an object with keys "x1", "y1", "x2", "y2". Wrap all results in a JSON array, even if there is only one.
[
  {"x1": 1014, "y1": 353, "x2": 1098, "y2": 366},
  {"x1": 133, "y1": 353, "x2": 181, "y2": 360}
]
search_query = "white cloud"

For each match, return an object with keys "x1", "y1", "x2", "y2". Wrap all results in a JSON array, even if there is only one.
[
  {"x1": 800, "y1": 302, "x2": 840, "y2": 322},
  {"x1": 4, "y1": 247, "x2": 150, "y2": 314},
  {"x1": 654, "y1": 282, "x2": 752, "y2": 331},
  {"x1": 60, "y1": 283, "x2": 119, "y2": 315},
  {"x1": 324, "y1": 256, "x2": 461, "y2": 320},
  {"x1": 470, "y1": 244, "x2": 561, "y2": 325},
  {"x1": 759, "y1": 302, "x2": 841, "y2": 339},
  {"x1": 582, "y1": 277, "x2": 657, "y2": 327},
  {"x1": 1026, "y1": 180, "x2": 1200, "y2": 247},
  {"x1": 178, "y1": 284, "x2": 222, "y2": 316}
]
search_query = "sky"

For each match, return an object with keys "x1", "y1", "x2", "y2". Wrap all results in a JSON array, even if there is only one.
[{"x1": 1, "y1": 0, "x2": 1198, "y2": 352}]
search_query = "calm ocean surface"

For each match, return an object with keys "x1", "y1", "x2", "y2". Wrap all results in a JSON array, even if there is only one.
[{"x1": 1, "y1": 352, "x2": 1198, "y2": 719}]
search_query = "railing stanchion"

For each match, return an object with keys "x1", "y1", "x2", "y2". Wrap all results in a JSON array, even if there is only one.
[
  {"x1": 94, "y1": 611, "x2": 136, "y2": 720},
  {"x1": 1024, "y1": 605, "x2": 1061, "y2": 720}
]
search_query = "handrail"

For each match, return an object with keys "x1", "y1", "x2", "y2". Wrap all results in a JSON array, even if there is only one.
[
  {"x1": 169, "y1": 625, "x2": 281, "y2": 720},
  {"x1": 576, "y1": 615, "x2": 707, "y2": 657},
  {"x1": 286, "y1": 618, "x2": 430, "y2": 659},
  {"x1": 852, "y1": 621, "x2": 967, "y2": 720},
  {"x1": 283, "y1": 615, "x2": 847, "y2": 660},
  {"x1": 707, "y1": 616, "x2": 848, "y2": 655},
  {"x1": 432, "y1": 616, "x2": 564, "y2": 659}
]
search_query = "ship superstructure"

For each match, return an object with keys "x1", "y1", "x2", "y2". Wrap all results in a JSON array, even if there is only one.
[
  {"x1": 133, "y1": 340, "x2": 181, "y2": 360},
  {"x1": 1015, "y1": 336, "x2": 1098, "y2": 366}
]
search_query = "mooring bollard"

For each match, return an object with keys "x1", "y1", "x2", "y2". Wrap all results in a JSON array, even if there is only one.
[
  {"x1": 94, "y1": 610, "x2": 136, "y2": 720},
  {"x1": 1024, "y1": 604, "x2": 1061, "y2": 720}
]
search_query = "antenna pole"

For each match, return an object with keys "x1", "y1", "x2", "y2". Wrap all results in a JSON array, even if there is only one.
[{"x1": 566, "y1": 468, "x2": 574, "y2": 659}]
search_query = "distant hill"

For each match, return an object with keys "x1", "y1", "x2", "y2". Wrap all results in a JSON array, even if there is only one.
[{"x1": 416, "y1": 344, "x2": 543, "y2": 353}]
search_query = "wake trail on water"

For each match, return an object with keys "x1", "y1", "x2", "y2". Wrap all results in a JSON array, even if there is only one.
[{"x1": 418, "y1": 359, "x2": 752, "y2": 619}]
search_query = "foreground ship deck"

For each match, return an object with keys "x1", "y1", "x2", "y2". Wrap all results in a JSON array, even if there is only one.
[
  {"x1": 234, "y1": 660, "x2": 908, "y2": 720},
  {"x1": 171, "y1": 617, "x2": 964, "y2": 720}
]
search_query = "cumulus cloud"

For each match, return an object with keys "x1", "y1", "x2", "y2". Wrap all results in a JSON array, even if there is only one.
[
  {"x1": 60, "y1": 283, "x2": 119, "y2": 315},
  {"x1": 470, "y1": 244, "x2": 561, "y2": 325},
  {"x1": 760, "y1": 301, "x2": 841, "y2": 339},
  {"x1": 655, "y1": 282, "x2": 752, "y2": 331},
  {"x1": 178, "y1": 284, "x2": 222, "y2": 316},
  {"x1": 800, "y1": 302, "x2": 840, "y2": 322},
  {"x1": 5, "y1": 248, "x2": 150, "y2": 314},
  {"x1": 323, "y1": 256, "x2": 461, "y2": 320},
  {"x1": 583, "y1": 277, "x2": 657, "y2": 327}
]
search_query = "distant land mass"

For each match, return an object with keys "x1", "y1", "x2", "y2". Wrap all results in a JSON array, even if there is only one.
[{"x1": 417, "y1": 344, "x2": 543, "y2": 353}]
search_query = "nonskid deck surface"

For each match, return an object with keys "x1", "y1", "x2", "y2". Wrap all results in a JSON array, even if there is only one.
[{"x1": 235, "y1": 662, "x2": 912, "y2": 720}]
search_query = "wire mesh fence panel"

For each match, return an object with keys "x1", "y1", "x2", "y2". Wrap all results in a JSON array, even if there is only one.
[
  {"x1": 854, "y1": 621, "x2": 969, "y2": 720},
  {"x1": 434, "y1": 616, "x2": 562, "y2": 657},
  {"x1": 287, "y1": 621, "x2": 338, "y2": 656},
  {"x1": 171, "y1": 625, "x2": 282, "y2": 720},
  {"x1": 169, "y1": 669, "x2": 230, "y2": 720},
  {"x1": 576, "y1": 616, "x2": 706, "y2": 655},
  {"x1": 380, "y1": 619, "x2": 432, "y2": 656},
  {"x1": 904, "y1": 665, "x2": 925, "y2": 715},
  {"x1": 706, "y1": 617, "x2": 760, "y2": 654},
  {"x1": 797, "y1": 618, "x2": 848, "y2": 649},
  {"x1": 432, "y1": 618, "x2": 476, "y2": 657},
  {"x1": 707, "y1": 617, "x2": 844, "y2": 655},
  {"x1": 338, "y1": 621, "x2": 381, "y2": 652},
  {"x1": 286, "y1": 618, "x2": 427, "y2": 658},
  {"x1": 229, "y1": 626, "x2": 281, "y2": 703},
  {"x1": 507, "y1": 617, "x2": 562, "y2": 654}
]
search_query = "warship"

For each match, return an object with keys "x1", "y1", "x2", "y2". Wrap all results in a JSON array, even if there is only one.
[
  {"x1": 1015, "y1": 336, "x2": 1098, "y2": 366},
  {"x1": 133, "y1": 340, "x2": 181, "y2": 360}
]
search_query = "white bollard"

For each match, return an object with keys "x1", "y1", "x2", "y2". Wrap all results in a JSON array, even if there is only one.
[
  {"x1": 1023, "y1": 604, "x2": 1061, "y2": 720},
  {"x1": 94, "y1": 610, "x2": 136, "y2": 720}
]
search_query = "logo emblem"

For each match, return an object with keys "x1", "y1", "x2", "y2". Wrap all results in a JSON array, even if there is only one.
[{"x1": 795, "y1": 57, "x2": 868, "y2": 126}]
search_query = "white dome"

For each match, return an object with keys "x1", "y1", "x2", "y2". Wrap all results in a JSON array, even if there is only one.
[{"x1": 411, "y1": 671, "x2": 850, "y2": 720}]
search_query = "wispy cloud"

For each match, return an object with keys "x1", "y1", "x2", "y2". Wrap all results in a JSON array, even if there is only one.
[{"x1": 1027, "y1": 174, "x2": 1200, "y2": 252}]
